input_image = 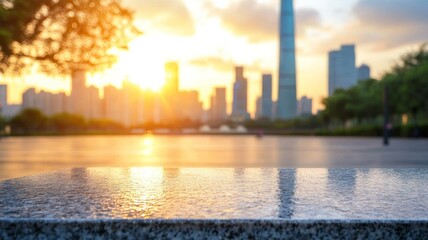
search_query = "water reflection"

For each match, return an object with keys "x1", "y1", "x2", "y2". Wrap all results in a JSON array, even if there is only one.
[
  {"x1": 1, "y1": 136, "x2": 428, "y2": 180},
  {"x1": 327, "y1": 169, "x2": 357, "y2": 195},
  {"x1": 1, "y1": 168, "x2": 428, "y2": 219},
  {"x1": 277, "y1": 169, "x2": 296, "y2": 218}
]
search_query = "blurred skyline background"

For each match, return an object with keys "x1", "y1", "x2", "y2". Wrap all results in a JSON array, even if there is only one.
[{"x1": 1, "y1": 0, "x2": 427, "y2": 116}]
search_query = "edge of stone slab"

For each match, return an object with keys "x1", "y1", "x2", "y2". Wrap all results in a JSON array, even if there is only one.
[{"x1": 0, "y1": 219, "x2": 427, "y2": 239}]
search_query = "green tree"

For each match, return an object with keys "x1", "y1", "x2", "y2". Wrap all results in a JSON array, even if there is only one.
[
  {"x1": 322, "y1": 89, "x2": 354, "y2": 124},
  {"x1": 10, "y1": 108, "x2": 47, "y2": 133},
  {"x1": 50, "y1": 113, "x2": 86, "y2": 132},
  {"x1": 0, "y1": 114, "x2": 5, "y2": 131},
  {"x1": 0, "y1": 0, "x2": 140, "y2": 75}
]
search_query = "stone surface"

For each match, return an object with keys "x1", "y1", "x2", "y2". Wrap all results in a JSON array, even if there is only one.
[
  {"x1": 1, "y1": 168, "x2": 428, "y2": 219},
  {"x1": 0, "y1": 168, "x2": 427, "y2": 239},
  {"x1": 0, "y1": 219, "x2": 427, "y2": 240}
]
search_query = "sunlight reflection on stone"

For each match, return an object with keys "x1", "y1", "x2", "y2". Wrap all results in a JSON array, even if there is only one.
[{"x1": 0, "y1": 168, "x2": 427, "y2": 219}]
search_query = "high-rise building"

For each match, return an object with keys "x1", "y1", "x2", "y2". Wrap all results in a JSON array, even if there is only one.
[
  {"x1": 262, "y1": 74, "x2": 273, "y2": 119},
  {"x1": 277, "y1": 0, "x2": 297, "y2": 119},
  {"x1": 50, "y1": 93, "x2": 67, "y2": 115},
  {"x1": 210, "y1": 87, "x2": 227, "y2": 122},
  {"x1": 0, "y1": 85, "x2": 7, "y2": 114},
  {"x1": 35, "y1": 91, "x2": 51, "y2": 115},
  {"x1": 22, "y1": 88, "x2": 37, "y2": 109},
  {"x1": 164, "y1": 62, "x2": 179, "y2": 93},
  {"x1": 357, "y1": 64, "x2": 371, "y2": 81},
  {"x1": 232, "y1": 66, "x2": 249, "y2": 121},
  {"x1": 22, "y1": 89, "x2": 66, "y2": 116},
  {"x1": 70, "y1": 69, "x2": 90, "y2": 117},
  {"x1": 297, "y1": 96, "x2": 313, "y2": 116},
  {"x1": 328, "y1": 45, "x2": 357, "y2": 96},
  {"x1": 179, "y1": 91, "x2": 203, "y2": 122}
]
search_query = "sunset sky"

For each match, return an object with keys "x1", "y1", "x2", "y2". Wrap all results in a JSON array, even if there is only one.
[{"x1": 2, "y1": 0, "x2": 427, "y2": 115}]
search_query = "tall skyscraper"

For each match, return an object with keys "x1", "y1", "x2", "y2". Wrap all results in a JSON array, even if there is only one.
[
  {"x1": 357, "y1": 64, "x2": 371, "y2": 81},
  {"x1": 262, "y1": 74, "x2": 273, "y2": 119},
  {"x1": 232, "y1": 66, "x2": 249, "y2": 121},
  {"x1": 210, "y1": 87, "x2": 227, "y2": 122},
  {"x1": 164, "y1": 62, "x2": 179, "y2": 93},
  {"x1": 277, "y1": 0, "x2": 297, "y2": 120},
  {"x1": 328, "y1": 45, "x2": 357, "y2": 96}
]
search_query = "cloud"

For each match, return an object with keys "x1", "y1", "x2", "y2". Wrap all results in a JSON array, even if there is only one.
[
  {"x1": 123, "y1": 0, "x2": 195, "y2": 36},
  {"x1": 189, "y1": 56, "x2": 234, "y2": 72},
  {"x1": 312, "y1": 0, "x2": 428, "y2": 53},
  {"x1": 295, "y1": 8, "x2": 322, "y2": 38},
  {"x1": 211, "y1": 0, "x2": 278, "y2": 42},
  {"x1": 351, "y1": 0, "x2": 428, "y2": 49},
  {"x1": 207, "y1": 0, "x2": 322, "y2": 43}
]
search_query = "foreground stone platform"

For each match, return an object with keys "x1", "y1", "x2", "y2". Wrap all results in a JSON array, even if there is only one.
[
  {"x1": 1, "y1": 219, "x2": 427, "y2": 239},
  {"x1": 0, "y1": 168, "x2": 427, "y2": 239}
]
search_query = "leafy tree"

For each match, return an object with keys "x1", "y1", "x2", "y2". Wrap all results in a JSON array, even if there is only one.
[
  {"x1": 87, "y1": 119, "x2": 125, "y2": 131},
  {"x1": 322, "y1": 44, "x2": 428, "y2": 127},
  {"x1": 0, "y1": 0, "x2": 140, "y2": 75},
  {"x1": 50, "y1": 113, "x2": 86, "y2": 132},
  {"x1": 322, "y1": 89, "x2": 354, "y2": 124},
  {"x1": 10, "y1": 108, "x2": 47, "y2": 133},
  {"x1": 0, "y1": 114, "x2": 5, "y2": 130}
]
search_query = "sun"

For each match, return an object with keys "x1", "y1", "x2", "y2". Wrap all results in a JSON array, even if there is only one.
[{"x1": 115, "y1": 36, "x2": 167, "y2": 92}]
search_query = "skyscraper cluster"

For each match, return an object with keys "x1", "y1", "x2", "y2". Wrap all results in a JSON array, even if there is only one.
[
  {"x1": 328, "y1": 45, "x2": 371, "y2": 96},
  {"x1": 16, "y1": 63, "x2": 204, "y2": 126},
  {"x1": 2, "y1": 0, "x2": 376, "y2": 124}
]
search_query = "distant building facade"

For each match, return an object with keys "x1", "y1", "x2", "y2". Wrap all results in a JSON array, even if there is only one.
[
  {"x1": 22, "y1": 88, "x2": 37, "y2": 109},
  {"x1": 357, "y1": 64, "x2": 371, "y2": 81},
  {"x1": 298, "y1": 96, "x2": 313, "y2": 116},
  {"x1": 328, "y1": 45, "x2": 357, "y2": 96},
  {"x1": 232, "y1": 66, "x2": 249, "y2": 121},
  {"x1": 179, "y1": 91, "x2": 203, "y2": 122},
  {"x1": 22, "y1": 89, "x2": 67, "y2": 116},
  {"x1": 261, "y1": 74, "x2": 273, "y2": 119},
  {"x1": 210, "y1": 87, "x2": 227, "y2": 122}
]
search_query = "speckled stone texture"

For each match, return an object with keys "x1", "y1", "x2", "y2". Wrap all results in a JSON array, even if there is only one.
[{"x1": 0, "y1": 219, "x2": 427, "y2": 239}]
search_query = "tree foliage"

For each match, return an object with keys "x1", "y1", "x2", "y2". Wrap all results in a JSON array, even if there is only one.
[
  {"x1": 321, "y1": 44, "x2": 428, "y2": 124},
  {"x1": 10, "y1": 108, "x2": 47, "y2": 133},
  {"x1": 0, "y1": 0, "x2": 140, "y2": 75}
]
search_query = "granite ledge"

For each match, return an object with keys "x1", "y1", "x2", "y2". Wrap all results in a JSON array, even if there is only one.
[{"x1": 0, "y1": 219, "x2": 427, "y2": 240}]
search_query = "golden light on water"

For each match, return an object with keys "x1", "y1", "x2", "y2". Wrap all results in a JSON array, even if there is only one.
[{"x1": 142, "y1": 137, "x2": 154, "y2": 156}]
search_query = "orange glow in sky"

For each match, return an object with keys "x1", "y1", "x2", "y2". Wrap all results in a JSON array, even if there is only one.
[{"x1": 1, "y1": 0, "x2": 426, "y2": 115}]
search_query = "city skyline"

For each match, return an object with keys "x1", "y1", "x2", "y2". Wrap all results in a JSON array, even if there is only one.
[{"x1": 0, "y1": 0, "x2": 427, "y2": 116}]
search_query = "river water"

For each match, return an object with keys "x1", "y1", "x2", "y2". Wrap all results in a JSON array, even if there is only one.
[{"x1": 1, "y1": 135, "x2": 428, "y2": 180}]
